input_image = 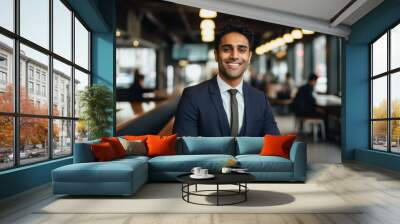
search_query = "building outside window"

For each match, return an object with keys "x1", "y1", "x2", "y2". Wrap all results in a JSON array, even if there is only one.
[
  {"x1": 0, "y1": 54, "x2": 7, "y2": 91},
  {"x1": 28, "y1": 66, "x2": 34, "y2": 80},
  {"x1": 0, "y1": 0, "x2": 91, "y2": 170},
  {"x1": 41, "y1": 85, "x2": 46, "y2": 97},
  {"x1": 28, "y1": 81, "x2": 34, "y2": 94},
  {"x1": 370, "y1": 23, "x2": 400, "y2": 154},
  {"x1": 0, "y1": 71, "x2": 7, "y2": 90}
]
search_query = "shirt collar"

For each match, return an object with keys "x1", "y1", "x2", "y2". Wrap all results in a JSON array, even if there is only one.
[{"x1": 216, "y1": 74, "x2": 243, "y2": 95}]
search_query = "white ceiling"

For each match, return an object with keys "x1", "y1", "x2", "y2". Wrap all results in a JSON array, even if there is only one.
[
  {"x1": 165, "y1": 0, "x2": 384, "y2": 38},
  {"x1": 226, "y1": 0, "x2": 352, "y2": 23}
]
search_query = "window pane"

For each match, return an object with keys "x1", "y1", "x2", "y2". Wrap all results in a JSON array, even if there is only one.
[
  {"x1": 294, "y1": 42, "x2": 304, "y2": 85},
  {"x1": 391, "y1": 24, "x2": 400, "y2": 70},
  {"x1": 20, "y1": 117, "x2": 49, "y2": 165},
  {"x1": 372, "y1": 77, "x2": 387, "y2": 119},
  {"x1": 0, "y1": 116, "x2": 14, "y2": 170},
  {"x1": 313, "y1": 36, "x2": 327, "y2": 93},
  {"x1": 0, "y1": 34, "x2": 14, "y2": 112},
  {"x1": 53, "y1": 59, "x2": 72, "y2": 117},
  {"x1": 0, "y1": 0, "x2": 14, "y2": 31},
  {"x1": 74, "y1": 69, "x2": 89, "y2": 118},
  {"x1": 74, "y1": 18, "x2": 89, "y2": 70},
  {"x1": 20, "y1": 0, "x2": 49, "y2": 49},
  {"x1": 75, "y1": 120, "x2": 88, "y2": 143},
  {"x1": 391, "y1": 72, "x2": 400, "y2": 118},
  {"x1": 20, "y1": 44, "x2": 49, "y2": 115},
  {"x1": 372, "y1": 33, "x2": 387, "y2": 76},
  {"x1": 372, "y1": 121, "x2": 388, "y2": 151},
  {"x1": 53, "y1": 0, "x2": 72, "y2": 60},
  {"x1": 391, "y1": 120, "x2": 400, "y2": 153},
  {"x1": 53, "y1": 119, "x2": 72, "y2": 158}
]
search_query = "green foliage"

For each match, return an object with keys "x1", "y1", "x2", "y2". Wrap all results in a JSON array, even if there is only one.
[{"x1": 79, "y1": 84, "x2": 113, "y2": 140}]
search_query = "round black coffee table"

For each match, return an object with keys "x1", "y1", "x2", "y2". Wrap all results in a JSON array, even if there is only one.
[{"x1": 177, "y1": 173, "x2": 255, "y2": 206}]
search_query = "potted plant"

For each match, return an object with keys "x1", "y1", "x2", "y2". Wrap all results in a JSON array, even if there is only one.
[{"x1": 79, "y1": 84, "x2": 113, "y2": 140}]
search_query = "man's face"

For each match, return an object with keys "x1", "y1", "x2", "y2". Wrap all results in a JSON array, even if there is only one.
[
  {"x1": 214, "y1": 32, "x2": 252, "y2": 80},
  {"x1": 309, "y1": 79, "x2": 317, "y2": 87}
]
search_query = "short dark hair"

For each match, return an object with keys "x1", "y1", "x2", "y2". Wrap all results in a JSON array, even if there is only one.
[
  {"x1": 214, "y1": 21, "x2": 254, "y2": 50},
  {"x1": 308, "y1": 73, "x2": 319, "y2": 81}
]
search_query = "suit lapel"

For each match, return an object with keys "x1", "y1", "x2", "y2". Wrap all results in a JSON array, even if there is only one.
[
  {"x1": 208, "y1": 77, "x2": 231, "y2": 136},
  {"x1": 239, "y1": 83, "x2": 250, "y2": 136}
]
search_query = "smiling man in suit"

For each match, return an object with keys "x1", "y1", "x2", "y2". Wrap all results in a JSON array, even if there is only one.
[{"x1": 173, "y1": 23, "x2": 280, "y2": 137}]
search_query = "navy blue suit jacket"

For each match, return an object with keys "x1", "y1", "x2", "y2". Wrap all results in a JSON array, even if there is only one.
[{"x1": 173, "y1": 76, "x2": 280, "y2": 137}]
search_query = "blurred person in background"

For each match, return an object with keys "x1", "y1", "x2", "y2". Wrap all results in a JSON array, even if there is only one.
[
  {"x1": 129, "y1": 69, "x2": 154, "y2": 101},
  {"x1": 290, "y1": 73, "x2": 320, "y2": 117}
]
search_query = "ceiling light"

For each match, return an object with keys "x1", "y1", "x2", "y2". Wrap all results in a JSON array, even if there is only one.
[
  {"x1": 178, "y1": 60, "x2": 189, "y2": 67},
  {"x1": 133, "y1": 40, "x2": 139, "y2": 47},
  {"x1": 202, "y1": 34, "x2": 214, "y2": 42},
  {"x1": 265, "y1": 43, "x2": 272, "y2": 52},
  {"x1": 255, "y1": 47, "x2": 263, "y2": 55},
  {"x1": 201, "y1": 29, "x2": 215, "y2": 36},
  {"x1": 269, "y1": 40, "x2": 278, "y2": 49},
  {"x1": 275, "y1": 37, "x2": 285, "y2": 47},
  {"x1": 116, "y1": 30, "x2": 121, "y2": 37},
  {"x1": 302, "y1": 29, "x2": 315, "y2": 35},
  {"x1": 283, "y1": 33, "x2": 293, "y2": 43},
  {"x1": 200, "y1": 19, "x2": 215, "y2": 30},
  {"x1": 291, "y1": 29, "x2": 303, "y2": 39},
  {"x1": 199, "y1": 9, "x2": 217, "y2": 18}
]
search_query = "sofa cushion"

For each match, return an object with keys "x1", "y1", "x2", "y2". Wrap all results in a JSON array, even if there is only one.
[
  {"x1": 236, "y1": 137, "x2": 263, "y2": 155},
  {"x1": 101, "y1": 137, "x2": 127, "y2": 158},
  {"x1": 124, "y1": 135, "x2": 148, "y2": 141},
  {"x1": 74, "y1": 139, "x2": 101, "y2": 163},
  {"x1": 148, "y1": 154, "x2": 235, "y2": 172},
  {"x1": 53, "y1": 158, "x2": 147, "y2": 183},
  {"x1": 179, "y1": 137, "x2": 235, "y2": 155},
  {"x1": 91, "y1": 142, "x2": 118, "y2": 161},
  {"x1": 260, "y1": 135, "x2": 296, "y2": 159},
  {"x1": 118, "y1": 138, "x2": 147, "y2": 156},
  {"x1": 236, "y1": 155, "x2": 293, "y2": 172},
  {"x1": 147, "y1": 134, "x2": 177, "y2": 157}
]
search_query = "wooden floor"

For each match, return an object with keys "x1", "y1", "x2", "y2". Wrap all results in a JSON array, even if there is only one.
[
  {"x1": 1, "y1": 116, "x2": 400, "y2": 223},
  {"x1": 1, "y1": 158, "x2": 400, "y2": 223}
]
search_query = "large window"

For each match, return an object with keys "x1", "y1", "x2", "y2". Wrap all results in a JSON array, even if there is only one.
[
  {"x1": 116, "y1": 48, "x2": 156, "y2": 89},
  {"x1": 0, "y1": 0, "x2": 91, "y2": 170},
  {"x1": 370, "y1": 23, "x2": 400, "y2": 153},
  {"x1": 313, "y1": 35, "x2": 327, "y2": 93}
]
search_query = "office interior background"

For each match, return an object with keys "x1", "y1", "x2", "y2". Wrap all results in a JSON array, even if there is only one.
[{"x1": 1, "y1": 0, "x2": 400, "y2": 223}]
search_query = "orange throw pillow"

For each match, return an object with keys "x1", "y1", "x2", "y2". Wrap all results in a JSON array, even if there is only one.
[
  {"x1": 259, "y1": 135, "x2": 296, "y2": 159},
  {"x1": 146, "y1": 134, "x2": 177, "y2": 157},
  {"x1": 124, "y1": 135, "x2": 148, "y2": 141},
  {"x1": 91, "y1": 142, "x2": 117, "y2": 161},
  {"x1": 101, "y1": 137, "x2": 126, "y2": 158}
]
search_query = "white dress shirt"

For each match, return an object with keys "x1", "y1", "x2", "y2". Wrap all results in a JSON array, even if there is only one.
[{"x1": 216, "y1": 75, "x2": 245, "y2": 133}]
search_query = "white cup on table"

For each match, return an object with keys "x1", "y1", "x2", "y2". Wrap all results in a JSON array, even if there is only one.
[
  {"x1": 199, "y1": 169, "x2": 208, "y2": 176},
  {"x1": 221, "y1": 167, "x2": 232, "y2": 174},
  {"x1": 191, "y1": 167, "x2": 202, "y2": 176}
]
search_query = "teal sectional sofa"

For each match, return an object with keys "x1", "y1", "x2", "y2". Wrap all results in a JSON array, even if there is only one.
[{"x1": 52, "y1": 137, "x2": 307, "y2": 196}]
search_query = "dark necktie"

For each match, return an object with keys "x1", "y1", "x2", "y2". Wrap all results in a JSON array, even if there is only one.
[{"x1": 228, "y1": 89, "x2": 239, "y2": 136}]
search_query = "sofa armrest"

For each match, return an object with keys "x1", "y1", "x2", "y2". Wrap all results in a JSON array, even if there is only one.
[
  {"x1": 73, "y1": 141, "x2": 99, "y2": 163},
  {"x1": 289, "y1": 141, "x2": 307, "y2": 181}
]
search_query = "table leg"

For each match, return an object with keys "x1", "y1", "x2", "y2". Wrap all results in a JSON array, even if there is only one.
[
  {"x1": 245, "y1": 183, "x2": 247, "y2": 201},
  {"x1": 217, "y1": 184, "x2": 219, "y2": 206}
]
